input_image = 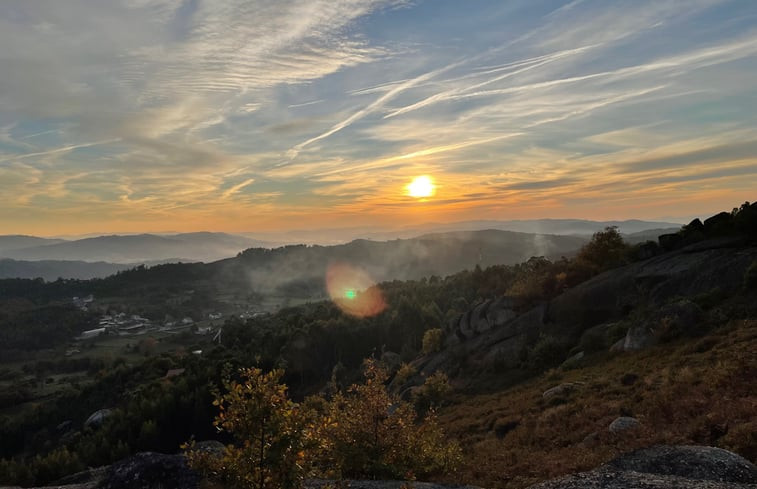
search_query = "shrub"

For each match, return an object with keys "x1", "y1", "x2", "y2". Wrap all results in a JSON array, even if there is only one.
[
  {"x1": 413, "y1": 371, "x2": 452, "y2": 414},
  {"x1": 579, "y1": 327, "x2": 608, "y2": 353},
  {"x1": 185, "y1": 368, "x2": 312, "y2": 489},
  {"x1": 421, "y1": 328, "x2": 444, "y2": 355},
  {"x1": 394, "y1": 363, "x2": 417, "y2": 386},
  {"x1": 526, "y1": 334, "x2": 568, "y2": 370},
  {"x1": 316, "y1": 360, "x2": 461, "y2": 480}
]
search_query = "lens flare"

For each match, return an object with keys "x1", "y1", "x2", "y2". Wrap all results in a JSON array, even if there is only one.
[
  {"x1": 326, "y1": 262, "x2": 386, "y2": 318},
  {"x1": 406, "y1": 175, "x2": 435, "y2": 198}
]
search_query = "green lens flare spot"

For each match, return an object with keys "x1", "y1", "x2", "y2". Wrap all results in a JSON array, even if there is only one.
[{"x1": 344, "y1": 289, "x2": 356, "y2": 300}]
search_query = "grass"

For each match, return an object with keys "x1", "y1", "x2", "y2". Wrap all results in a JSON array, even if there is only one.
[{"x1": 434, "y1": 319, "x2": 757, "y2": 489}]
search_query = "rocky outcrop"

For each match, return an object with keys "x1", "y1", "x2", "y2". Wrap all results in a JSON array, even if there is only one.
[
  {"x1": 420, "y1": 241, "x2": 757, "y2": 375},
  {"x1": 528, "y1": 445, "x2": 757, "y2": 488},
  {"x1": 448, "y1": 296, "x2": 517, "y2": 343},
  {"x1": 617, "y1": 299, "x2": 704, "y2": 352},
  {"x1": 99, "y1": 452, "x2": 200, "y2": 489},
  {"x1": 604, "y1": 445, "x2": 757, "y2": 484}
]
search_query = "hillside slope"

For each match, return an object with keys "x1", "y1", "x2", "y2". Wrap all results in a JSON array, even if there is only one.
[{"x1": 412, "y1": 238, "x2": 756, "y2": 376}]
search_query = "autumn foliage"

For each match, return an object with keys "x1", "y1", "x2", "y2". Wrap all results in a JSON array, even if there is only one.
[
  {"x1": 186, "y1": 360, "x2": 460, "y2": 488},
  {"x1": 314, "y1": 360, "x2": 460, "y2": 479},
  {"x1": 185, "y1": 368, "x2": 312, "y2": 489}
]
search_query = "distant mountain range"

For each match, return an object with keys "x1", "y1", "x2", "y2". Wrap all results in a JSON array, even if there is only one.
[
  {"x1": 0, "y1": 219, "x2": 683, "y2": 282},
  {"x1": 0, "y1": 259, "x2": 132, "y2": 281},
  {"x1": 241, "y1": 218, "x2": 684, "y2": 245},
  {"x1": 0, "y1": 232, "x2": 269, "y2": 264}
]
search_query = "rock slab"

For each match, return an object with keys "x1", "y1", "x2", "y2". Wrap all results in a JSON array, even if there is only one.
[{"x1": 528, "y1": 445, "x2": 757, "y2": 489}]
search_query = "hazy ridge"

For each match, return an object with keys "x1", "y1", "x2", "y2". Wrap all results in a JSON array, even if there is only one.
[{"x1": 0, "y1": 220, "x2": 680, "y2": 282}]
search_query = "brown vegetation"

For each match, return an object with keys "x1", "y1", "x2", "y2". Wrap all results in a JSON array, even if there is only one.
[
  {"x1": 434, "y1": 319, "x2": 757, "y2": 488},
  {"x1": 187, "y1": 360, "x2": 461, "y2": 488}
]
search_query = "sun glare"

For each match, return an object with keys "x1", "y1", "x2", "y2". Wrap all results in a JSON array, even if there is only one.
[{"x1": 406, "y1": 175, "x2": 435, "y2": 198}]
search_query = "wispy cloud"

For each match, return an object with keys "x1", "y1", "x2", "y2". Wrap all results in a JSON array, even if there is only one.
[
  {"x1": 222, "y1": 178, "x2": 256, "y2": 200},
  {"x1": 0, "y1": 0, "x2": 755, "y2": 234},
  {"x1": 287, "y1": 58, "x2": 469, "y2": 158}
]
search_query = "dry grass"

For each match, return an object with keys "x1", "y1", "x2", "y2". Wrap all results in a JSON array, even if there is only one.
[{"x1": 434, "y1": 319, "x2": 757, "y2": 488}]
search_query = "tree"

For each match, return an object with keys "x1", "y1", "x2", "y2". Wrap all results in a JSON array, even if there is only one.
[
  {"x1": 315, "y1": 360, "x2": 461, "y2": 480},
  {"x1": 576, "y1": 226, "x2": 629, "y2": 271},
  {"x1": 421, "y1": 328, "x2": 444, "y2": 355},
  {"x1": 413, "y1": 371, "x2": 452, "y2": 414},
  {"x1": 185, "y1": 368, "x2": 312, "y2": 489}
]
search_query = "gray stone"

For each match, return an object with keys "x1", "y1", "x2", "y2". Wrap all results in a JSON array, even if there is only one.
[
  {"x1": 609, "y1": 416, "x2": 641, "y2": 433},
  {"x1": 100, "y1": 452, "x2": 200, "y2": 489},
  {"x1": 623, "y1": 325, "x2": 656, "y2": 351},
  {"x1": 84, "y1": 408, "x2": 112, "y2": 429},
  {"x1": 609, "y1": 337, "x2": 626, "y2": 352},
  {"x1": 605, "y1": 445, "x2": 757, "y2": 484},
  {"x1": 543, "y1": 383, "x2": 581, "y2": 399},
  {"x1": 560, "y1": 351, "x2": 584, "y2": 368}
]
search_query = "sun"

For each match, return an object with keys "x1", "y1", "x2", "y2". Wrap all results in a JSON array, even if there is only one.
[{"x1": 406, "y1": 175, "x2": 436, "y2": 198}]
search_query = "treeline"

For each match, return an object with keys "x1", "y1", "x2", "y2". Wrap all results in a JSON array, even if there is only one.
[{"x1": 0, "y1": 300, "x2": 95, "y2": 352}]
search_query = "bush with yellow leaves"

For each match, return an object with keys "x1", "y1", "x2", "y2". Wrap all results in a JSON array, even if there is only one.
[
  {"x1": 187, "y1": 361, "x2": 460, "y2": 487},
  {"x1": 313, "y1": 359, "x2": 461, "y2": 480},
  {"x1": 185, "y1": 368, "x2": 314, "y2": 489}
]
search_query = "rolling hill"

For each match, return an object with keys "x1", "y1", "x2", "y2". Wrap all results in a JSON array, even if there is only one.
[{"x1": 0, "y1": 232, "x2": 269, "y2": 264}]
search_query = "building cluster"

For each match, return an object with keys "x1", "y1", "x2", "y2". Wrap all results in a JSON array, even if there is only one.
[
  {"x1": 72, "y1": 295, "x2": 94, "y2": 311},
  {"x1": 71, "y1": 301, "x2": 269, "y2": 344},
  {"x1": 76, "y1": 312, "x2": 156, "y2": 340}
]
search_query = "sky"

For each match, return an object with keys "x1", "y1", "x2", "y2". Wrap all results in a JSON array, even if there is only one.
[{"x1": 1, "y1": 0, "x2": 756, "y2": 236}]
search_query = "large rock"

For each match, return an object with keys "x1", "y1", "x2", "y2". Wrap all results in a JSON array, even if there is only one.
[
  {"x1": 622, "y1": 324, "x2": 655, "y2": 351},
  {"x1": 99, "y1": 452, "x2": 200, "y2": 489},
  {"x1": 604, "y1": 445, "x2": 757, "y2": 484},
  {"x1": 703, "y1": 212, "x2": 734, "y2": 236},
  {"x1": 619, "y1": 299, "x2": 704, "y2": 352},
  {"x1": 84, "y1": 408, "x2": 112, "y2": 429},
  {"x1": 527, "y1": 445, "x2": 757, "y2": 488},
  {"x1": 448, "y1": 297, "x2": 517, "y2": 343}
]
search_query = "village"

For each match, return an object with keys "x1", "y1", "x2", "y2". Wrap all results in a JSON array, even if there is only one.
[{"x1": 70, "y1": 295, "x2": 268, "y2": 346}]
